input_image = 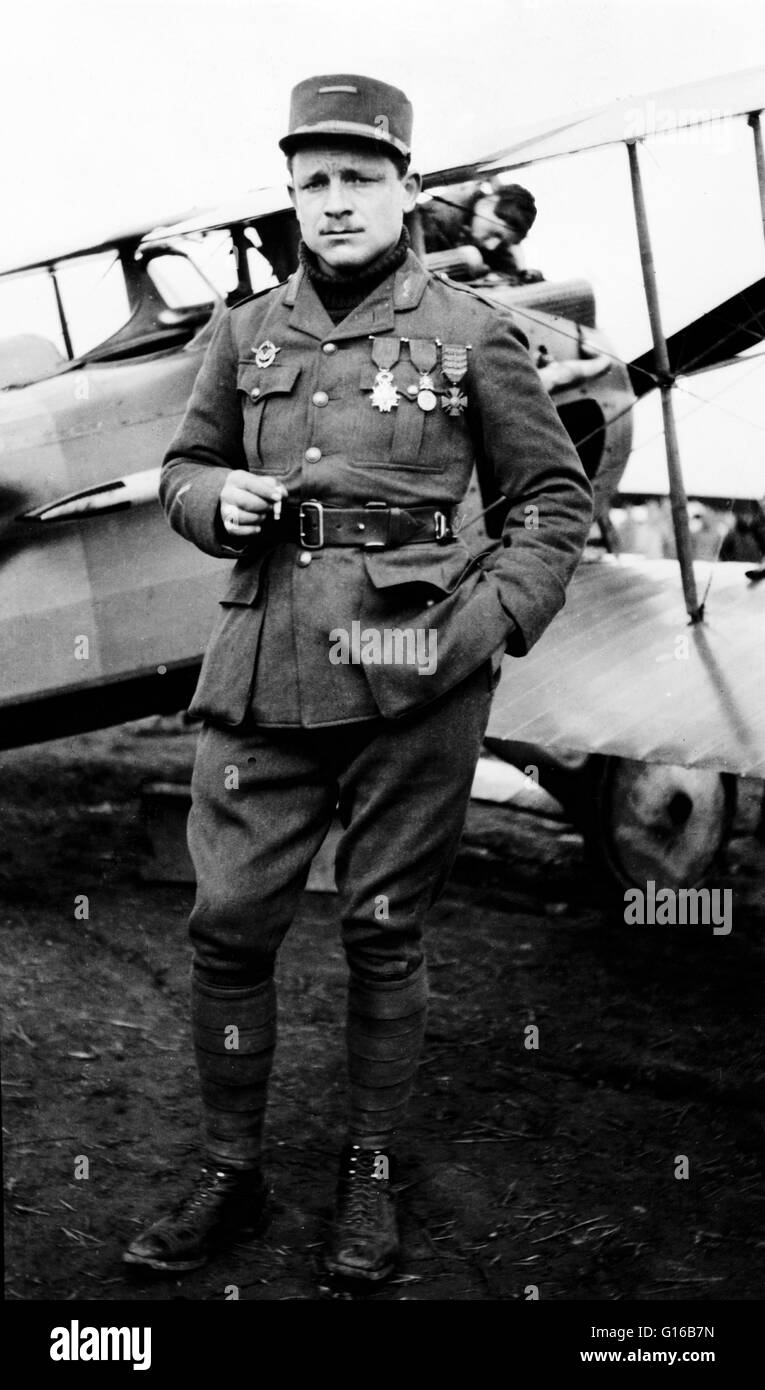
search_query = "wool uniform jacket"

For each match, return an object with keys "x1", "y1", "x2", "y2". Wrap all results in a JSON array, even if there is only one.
[{"x1": 159, "y1": 248, "x2": 594, "y2": 725}]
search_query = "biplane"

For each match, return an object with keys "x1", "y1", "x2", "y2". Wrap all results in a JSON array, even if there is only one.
[{"x1": 1, "y1": 67, "x2": 764, "y2": 895}]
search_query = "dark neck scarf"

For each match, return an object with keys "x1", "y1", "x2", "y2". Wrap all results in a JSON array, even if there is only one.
[{"x1": 299, "y1": 227, "x2": 410, "y2": 324}]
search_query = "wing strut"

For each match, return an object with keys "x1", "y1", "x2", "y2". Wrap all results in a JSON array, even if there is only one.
[
  {"x1": 47, "y1": 264, "x2": 74, "y2": 362},
  {"x1": 749, "y1": 110, "x2": 765, "y2": 245},
  {"x1": 627, "y1": 140, "x2": 702, "y2": 623}
]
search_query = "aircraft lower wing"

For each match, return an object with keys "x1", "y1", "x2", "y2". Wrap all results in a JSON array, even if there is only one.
[
  {"x1": 488, "y1": 554, "x2": 765, "y2": 778},
  {"x1": 628, "y1": 276, "x2": 765, "y2": 395}
]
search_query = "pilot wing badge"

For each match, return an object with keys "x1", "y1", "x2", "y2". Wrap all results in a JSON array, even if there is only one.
[{"x1": 253, "y1": 341, "x2": 281, "y2": 368}]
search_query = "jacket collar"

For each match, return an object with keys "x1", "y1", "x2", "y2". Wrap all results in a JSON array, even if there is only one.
[{"x1": 283, "y1": 249, "x2": 430, "y2": 341}]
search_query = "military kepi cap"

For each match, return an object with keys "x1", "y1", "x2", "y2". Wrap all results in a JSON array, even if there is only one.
[{"x1": 279, "y1": 74, "x2": 413, "y2": 160}]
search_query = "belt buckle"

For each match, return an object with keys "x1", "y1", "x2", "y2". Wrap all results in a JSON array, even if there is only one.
[
  {"x1": 362, "y1": 500, "x2": 388, "y2": 550},
  {"x1": 299, "y1": 499, "x2": 324, "y2": 549},
  {"x1": 434, "y1": 510, "x2": 452, "y2": 543}
]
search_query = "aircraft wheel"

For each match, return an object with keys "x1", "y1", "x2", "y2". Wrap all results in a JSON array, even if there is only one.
[{"x1": 579, "y1": 756, "x2": 736, "y2": 897}]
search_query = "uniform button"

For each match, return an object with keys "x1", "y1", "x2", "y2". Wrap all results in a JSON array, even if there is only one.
[
  {"x1": 322, "y1": 342, "x2": 337, "y2": 354},
  {"x1": 305, "y1": 446, "x2": 322, "y2": 463},
  {"x1": 250, "y1": 387, "x2": 261, "y2": 399},
  {"x1": 297, "y1": 550, "x2": 312, "y2": 566},
  {"x1": 312, "y1": 390, "x2": 329, "y2": 407},
  {"x1": 406, "y1": 384, "x2": 418, "y2": 396}
]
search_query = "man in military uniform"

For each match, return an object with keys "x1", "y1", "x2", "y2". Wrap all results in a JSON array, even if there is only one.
[
  {"x1": 469, "y1": 183, "x2": 543, "y2": 283},
  {"x1": 124, "y1": 74, "x2": 593, "y2": 1284},
  {"x1": 422, "y1": 180, "x2": 542, "y2": 284}
]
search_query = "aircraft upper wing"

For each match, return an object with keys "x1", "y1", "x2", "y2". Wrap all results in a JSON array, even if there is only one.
[
  {"x1": 0, "y1": 213, "x2": 197, "y2": 279},
  {"x1": 0, "y1": 186, "x2": 297, "y2": 279},
  {"x1": 146, "y1": 187, "x2": 293, "y2": 240},
  {"x1": 488, "y1": 554, "x2": 765, "y2": 778},
  {"x1": 424, "y1": 65, "x2": 765, "y2": 187}
]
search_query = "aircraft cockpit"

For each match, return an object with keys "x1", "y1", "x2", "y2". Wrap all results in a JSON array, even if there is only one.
[{"x1": 0, "y1": 239, "x2": 221, "y2": 391}]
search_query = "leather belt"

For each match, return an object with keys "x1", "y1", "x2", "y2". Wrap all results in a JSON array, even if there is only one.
[{"x1": 279, "y1": 500, "x2": 454, "y2": 550}]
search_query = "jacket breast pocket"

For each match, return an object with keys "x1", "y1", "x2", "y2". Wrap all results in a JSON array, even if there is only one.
[
  {"x1": 237, "y1": 361, "x2": 302, "y2": 473},
  {"x1": 356, "y1": 364, "x2": 442, "y2": 470}
]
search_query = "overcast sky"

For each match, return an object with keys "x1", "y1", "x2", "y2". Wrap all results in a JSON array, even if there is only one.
[{"x1": 3, "y1": 0, "x2": 765, "y2": 492}]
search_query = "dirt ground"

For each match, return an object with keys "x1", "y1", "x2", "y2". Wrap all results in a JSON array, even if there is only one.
[{"x1": 2, "y1": 717, "x2": 764, "y2": 1302}]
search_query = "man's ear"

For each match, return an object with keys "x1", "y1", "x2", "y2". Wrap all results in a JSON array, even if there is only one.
[{"x1": 402, "y1": 169, "x2": 422, "y2": 214}]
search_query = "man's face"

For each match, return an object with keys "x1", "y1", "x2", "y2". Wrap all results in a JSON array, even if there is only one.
[
  {"x1": 470, "y1": 194, "x2": 523, "y2": 250},
  {"x1": 289, "y1": 143, "x2": 420, "y2": 277}
]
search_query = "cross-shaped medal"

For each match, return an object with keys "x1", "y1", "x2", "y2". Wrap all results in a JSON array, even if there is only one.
[{"x1": 442, "y1": 386, "x2": 468, "y2": 417}]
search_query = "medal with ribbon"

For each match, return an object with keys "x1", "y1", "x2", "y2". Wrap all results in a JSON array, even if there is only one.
[
  {"x1": 440, "y1": 343, "x2": 470, "y2": 416},
  {"x1": 408, "y1": 339, "x2": 439, "y2": 412},
  {"x1": 369, "y1": 337, "x2": 401, "y2": 412}
]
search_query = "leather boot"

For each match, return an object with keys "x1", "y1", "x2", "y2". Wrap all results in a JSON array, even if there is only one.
[
  {"x1": 123, "y1": 1165, "x2": 269, "y2": 1273},
  {"x1": 325, "y1": 1145, "x2": 399, "y2": 1282}
]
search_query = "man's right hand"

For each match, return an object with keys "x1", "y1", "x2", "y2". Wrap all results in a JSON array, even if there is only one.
[{"x1": 218, "y1": 472, "x2": 287, "y2": 538}]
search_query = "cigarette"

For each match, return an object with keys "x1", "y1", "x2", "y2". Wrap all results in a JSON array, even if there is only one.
[{"x1": 273, "y1": 497, "x2": 282, "y2": 521}]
